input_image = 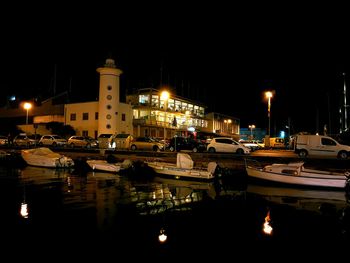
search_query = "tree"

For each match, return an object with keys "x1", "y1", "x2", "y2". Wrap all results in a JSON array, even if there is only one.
[{"x1": 46, "y1": 122, "x2": 75, "y2": 138}]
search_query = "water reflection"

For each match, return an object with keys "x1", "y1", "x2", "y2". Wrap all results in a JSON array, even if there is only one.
[
  {"x1": 19, "y1": 165, "x2": 72, "y2": 183},
  {"x1": 2, "y1": 165, "x2": 350, "y2": 258},
  {"x1": 247, "y1": 183, "x2": 348, "y2": 213}
]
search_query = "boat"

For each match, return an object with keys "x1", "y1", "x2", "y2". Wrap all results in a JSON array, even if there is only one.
[
  {"x1": 21, "y1": 147, "x2": 74, "y2": 168},
  {"x1": 245, "y1": 160, "x2": 350, "y2": 189},
  {"x1": 86, "y1": 158, "x2": 133, "y2": 173},
  {"x1": 145, "y1": 152, "x2": 218, "y2": 181}
]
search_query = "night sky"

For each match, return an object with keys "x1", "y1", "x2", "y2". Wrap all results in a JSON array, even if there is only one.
[{"x1": 2, "y1": 4, "x2": 350, "y2": 135}]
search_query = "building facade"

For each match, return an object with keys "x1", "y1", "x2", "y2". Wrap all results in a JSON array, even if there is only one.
[
  {"x1": 64, "y1": 58, "x2": 133, "y2": 138},
  {"x1": 0, "y1": 57, "x2": 241, "y2": 141}
]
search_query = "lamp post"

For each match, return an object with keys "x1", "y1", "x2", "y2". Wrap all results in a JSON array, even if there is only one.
[
  {"x1": 160, "y1": 90, "x2": 170, "y2": 143},
  {"x1": 265, "y1": 91, "x2": 273, "y2": 137},
  {"x1": 23, "y1": 102, "x2": 32, "y2": 125},
  {"x1": 249, "y1": 124, "x2": 255, "y2": 139}
]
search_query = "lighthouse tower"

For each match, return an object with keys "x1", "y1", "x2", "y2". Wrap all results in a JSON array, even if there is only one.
[{"x1": 97, "y1": 58, "x2": 123, "y2": 136}]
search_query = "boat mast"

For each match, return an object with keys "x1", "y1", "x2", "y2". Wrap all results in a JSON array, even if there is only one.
[{"x1": 344, "y1": 72, "x2": 348, "y2": 131}]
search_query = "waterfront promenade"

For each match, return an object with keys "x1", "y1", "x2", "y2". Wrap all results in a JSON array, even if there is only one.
[{"x1": 2, "y1": 146, "x2": 349, "y2": 173}]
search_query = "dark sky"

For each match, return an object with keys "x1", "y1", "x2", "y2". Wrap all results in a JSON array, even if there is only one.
[{"x1": 2, "y1": 4, "x2": 350, "y2": 135}]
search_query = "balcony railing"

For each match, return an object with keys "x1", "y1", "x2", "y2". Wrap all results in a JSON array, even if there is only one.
[
  {"x1": 133, "y1": 118, "x2": 206, "y2": 130},
  {"x1": 133, "y1": 118, "x2": 174, "y2": 128}
]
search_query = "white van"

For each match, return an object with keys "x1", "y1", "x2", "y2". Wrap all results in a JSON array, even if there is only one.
[
  {"x1": 263, "y1": 137, "x2": 285, "y2": 148},
  {"x1": 294, "y1": 134, "x2": 350, "y2": 159}
]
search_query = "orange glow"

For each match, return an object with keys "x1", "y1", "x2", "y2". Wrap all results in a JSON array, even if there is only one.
[
  {"x1": 265, "y1": 91, "x2": 273, "y2": 99},
  {"x1": 160, "y1": 91, "x2": 170, "y2": 101},
  {"x1": 158, "y1": 228, "x2": 167, "y2": 243},
  {"x1": 20, "y1": 202, "x2": 29, "y2": 218},
  {"x1": 263, "y1": 210, "x2": 273, "y2": 235},
  {"x1": 23, "y1": 102, "x2": 32, "y2": 110}
]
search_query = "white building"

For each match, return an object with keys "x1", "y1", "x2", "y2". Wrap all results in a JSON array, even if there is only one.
[{"x1": 64, "y1": 58, "x2": 133, "y2": 138}]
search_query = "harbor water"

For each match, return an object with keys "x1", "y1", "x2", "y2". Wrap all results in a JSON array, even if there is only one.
[{"x1": 1, "y1": 164, "x2": 349, "y2": 260}]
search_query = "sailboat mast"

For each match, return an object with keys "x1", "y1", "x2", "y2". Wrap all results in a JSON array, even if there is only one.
[{"x1": 344, "y1": 72, "x2": 348, "y2": 131}]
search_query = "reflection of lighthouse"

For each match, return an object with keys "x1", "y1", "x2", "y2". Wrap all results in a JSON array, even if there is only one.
[
  {"x1": 97, "y1": 58, "x2": 123, "y2": 135},
  {"x1": 344, "y1": 72, "x2": 348, "y2": 132}
]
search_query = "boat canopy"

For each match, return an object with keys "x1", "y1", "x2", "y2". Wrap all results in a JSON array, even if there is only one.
[{"x1": 176, "y1": 153, "x2": 194, "y2": 169}]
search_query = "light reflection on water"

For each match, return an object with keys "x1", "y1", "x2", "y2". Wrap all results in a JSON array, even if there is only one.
[{"x1": 1, "y1": 165, "x2": 350, "y2": 258}]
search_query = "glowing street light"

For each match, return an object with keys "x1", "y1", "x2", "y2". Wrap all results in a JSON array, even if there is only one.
[
  {"x1": 265, "y1": 91, "x2": 273, "y2": 136},
  {"x1": 23, "y1": 102, "x2": 32, "y2": 125},
  {"x1": 249, "y1": 124, "x2": 256, "y2": 139}
]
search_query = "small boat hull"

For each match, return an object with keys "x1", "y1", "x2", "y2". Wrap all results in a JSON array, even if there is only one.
[
  {"x1": 86, "y1": 160, "x2": 122, "y2": 173},
  {"x1": 246, "y1": 165, "x2": 347, "y2": 189},
  {"x1": 21, "y1": 148, "x2": 74, "y2": 168},
  {"x1": 146, "y1": 162, "x2": 216, "y2": 181}
]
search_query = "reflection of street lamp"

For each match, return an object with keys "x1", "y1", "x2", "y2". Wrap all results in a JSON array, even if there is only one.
[
  {"x1": 23, "y1": 102, "x2": 32, "y2": 125},
  {"x1": 249, "y1": 124, "x2": 256, "y2": 139},
  {"x1": 158, "y1": 227, "x2": 167, "y2": 243},
  {"x1": 265, "y1": 91, "x2": 273, "y2": 136},
  {"x1": 160, "y1": 91, "x2": 170, "y2": 142}
]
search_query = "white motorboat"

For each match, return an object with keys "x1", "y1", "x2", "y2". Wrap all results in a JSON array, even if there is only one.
[
  {"x1": 146, "y1": 153, "x2": 218, "y2": 181},
  {"x1": 86, "y1": 159, "x2": 133, "y2": 173},
  {"x1": 21, "y1": 147, "x2": 74, "y2": 168},
  {"x1": 245, "y1": 160, "x2": 350, "y2": 189}
]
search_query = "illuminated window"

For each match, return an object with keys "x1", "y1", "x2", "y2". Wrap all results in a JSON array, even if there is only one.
[
  {"x1": 152, "y1": 95, "x2": 159, "y2": 107},
  {"x1": 139, "y1": 94, "x2": 150, "y2": 105},
  {"x1": 106, "y1": 114, "x2": 111, "y2": 119},
  {"x1": 107, "y1": 95, "x2": 112, "y2": 100}
]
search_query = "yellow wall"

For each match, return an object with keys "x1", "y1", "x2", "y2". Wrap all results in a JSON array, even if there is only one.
[
  {"x1": 65, "y1": 101, "x2": 99, "y2": 137},
  {"x1": 65, "y1": 101, "x2": 133, "y2": 138}
]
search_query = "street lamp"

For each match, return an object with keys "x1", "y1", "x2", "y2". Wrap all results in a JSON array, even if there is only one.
[
  {"x1": 265, "y1": 91, "x2": 273, "y2": 136},
  {"x1": 23, "y1": 102, "x2": 32, "y2": 125},
  {"x1": 249, "y1": 124, "x2": 256, "y2": 139},
  {"x1": 160, "y1": 90, "x2": 170, "y2": 142}
]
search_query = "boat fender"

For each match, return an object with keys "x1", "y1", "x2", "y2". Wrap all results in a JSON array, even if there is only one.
[
  {"x1": 58, "y1": 156, "x2": 66, "y2": 167},
  {"x1": 345, "y1": 171, "x2": 350, "y2": 194},
  {"x1": 345, "y1": 171, "x2": 350, "y2": 180}
]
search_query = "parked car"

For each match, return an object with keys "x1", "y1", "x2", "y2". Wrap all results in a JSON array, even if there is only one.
[
  {"x1": 130, "y1": 137, "x2": 164, "y2": 151},
  {"x1": 68, "y1": 136, "x2": 99, "y2": 148},
  {"x1": 108, "y1": 133, "x2": 134, "y2": 150},
  {"x1": 27, "y1": 134, "x2": 42, "y2": 145},
  {"x1": 239, "y1": 140, "x2": 261, "y2": 151},
  {"x1": 167, "y1": 136, "x2": 206, "y2": 152},
  {"x1": 263, "y1": 137, "x2": 285, "y2": 148},
  {"x1": 39, "y1": 135, "x2": 67, "y2": 147},
  {"x1": 207, "y1": 137, "x2": 251, "y2": 154},
  {"x1": 97, "y1": 133, "x2": 113, "y2": 149},
  {"x1": 13, "y1": 134, "x2": 37, "y2": 146}
]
